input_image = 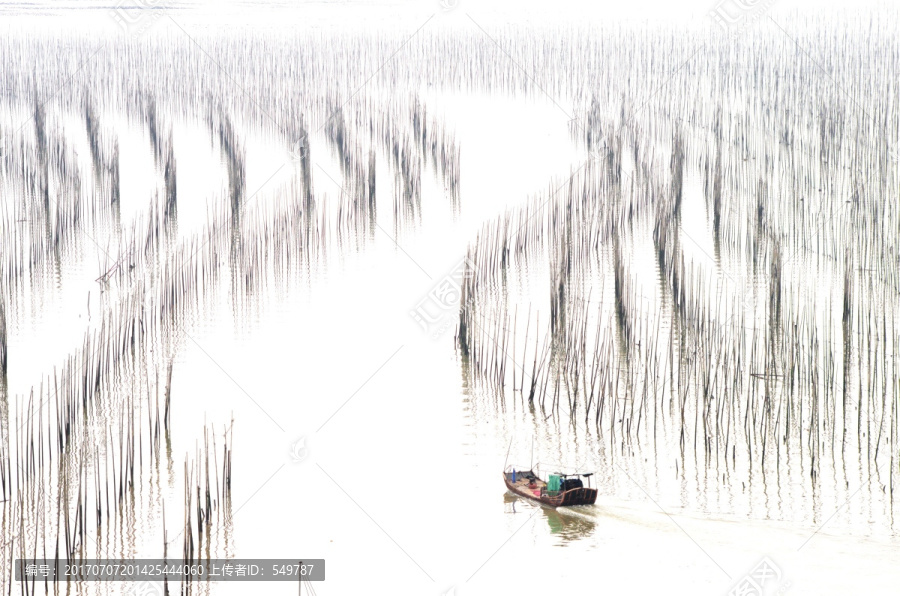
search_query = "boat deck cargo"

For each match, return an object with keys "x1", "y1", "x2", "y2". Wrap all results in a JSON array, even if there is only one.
[{"x1": 503, "y1": 468, "x2": 598, "y2": 507}]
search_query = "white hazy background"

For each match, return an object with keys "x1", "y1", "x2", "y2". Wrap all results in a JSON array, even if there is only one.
[{"x1": 0, "y1": 0, "x2": 893, "y2": 29}]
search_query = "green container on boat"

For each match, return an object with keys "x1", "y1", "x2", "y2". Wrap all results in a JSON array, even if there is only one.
[{"x1": 548, "y1": 475, "x2": 561, "y2": 492}]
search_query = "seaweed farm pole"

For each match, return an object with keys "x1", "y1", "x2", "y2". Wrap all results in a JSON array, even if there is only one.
[
  {"x1": 511, "y1": 305, "x2": 517, "y2": 395},
  {"x1": 530, "y1": 437, "x2": 534, "y2": 471},
  {"x1": 520, "y1": 304, "x2": 531, "y2": 394},
  {"x1": 0, "y1": 294, "x2": 6, "y2": 380}
]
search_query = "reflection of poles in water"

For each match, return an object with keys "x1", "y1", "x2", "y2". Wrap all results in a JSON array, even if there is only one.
[{"x1": 503, "y1": 492, "x2": 519, "y2": 513}]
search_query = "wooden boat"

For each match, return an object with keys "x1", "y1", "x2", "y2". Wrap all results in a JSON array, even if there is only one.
[{"x1": 503, "y1": 467, "x2": 597, "y2": 507}]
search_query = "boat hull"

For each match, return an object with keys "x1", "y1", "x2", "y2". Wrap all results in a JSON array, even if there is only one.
[{"x1": 503, "y1": 472, "x2": 597, "y2": 507}]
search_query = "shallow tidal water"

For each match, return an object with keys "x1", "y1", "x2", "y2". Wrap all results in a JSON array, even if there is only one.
[{"x1": 1, "y1": 2, "x2": 899, "y2": 595}]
